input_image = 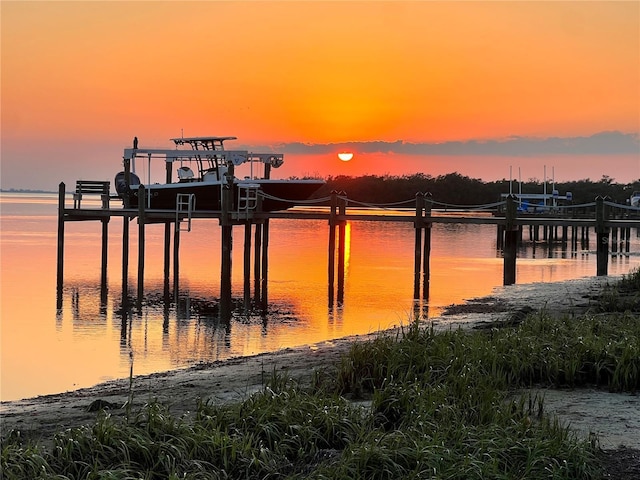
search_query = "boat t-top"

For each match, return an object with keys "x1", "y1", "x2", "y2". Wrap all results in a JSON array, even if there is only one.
[{"x1": 114, "y1": 136, "x2": 325, "y2": 212}]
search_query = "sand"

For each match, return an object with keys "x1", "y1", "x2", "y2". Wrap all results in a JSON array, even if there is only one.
[{"x1": 1, "y1": 275, "x2": 639, "y2": 453}]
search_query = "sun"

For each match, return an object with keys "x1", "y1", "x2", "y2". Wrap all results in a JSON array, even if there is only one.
[{"x1": 338, "y1": 152, "x2": 354, "y2": 162}]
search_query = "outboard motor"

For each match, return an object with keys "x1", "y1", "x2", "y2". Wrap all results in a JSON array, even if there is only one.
[
  {"x1": 268, "y1": 155, "x2": 284, "y2": 168},
  {"x1": 114, "y1": 171, "x2": 141, "y2": 196}
]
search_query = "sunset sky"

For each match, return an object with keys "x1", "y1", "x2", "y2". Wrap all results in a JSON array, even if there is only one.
[{"x1": 2, "y1": 1, "x2": 639, "y2": 190}]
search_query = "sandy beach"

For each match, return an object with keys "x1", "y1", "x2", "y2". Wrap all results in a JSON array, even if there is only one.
[{"x1": 1, "y1": 275, "x2": 639, "y2": 455}]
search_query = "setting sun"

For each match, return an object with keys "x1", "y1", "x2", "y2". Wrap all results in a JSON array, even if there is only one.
[{"x1": 338, "y1": 152, "x2": 354, "y2": 162}]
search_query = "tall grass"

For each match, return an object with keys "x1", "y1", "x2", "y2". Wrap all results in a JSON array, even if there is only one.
[
  {"x1": 1, "y1": 380, "x2": 601, "y2": 479},
  {"x1": 335, "y1": 312, "x2": 639, "y2": 396},
  {"x1": 597, "y1": 267, "x2": 640, "y2": 313}
]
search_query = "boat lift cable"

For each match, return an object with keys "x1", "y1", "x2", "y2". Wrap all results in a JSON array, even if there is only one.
[
  {"x1": 561, "y1": 201, "x2": 597, "y2": 209},
  {"x1": 257, "y1": 192, "x2": 334, "y2": 205},
  {"x1": 430, "y1": 199, "x2": 506, "y2": 211},
  {"x1": 341, "y1": 197, "x2": 505, "y2": 212},
  {"x1": 351, "y1": 198, "x2": 417, "y2": 208},
  {"x1": 259, "y1": 191, "x2": 509, "y2": 213},
  {"x1": 339, "y1": 197, "x2": 415, "y2": 211},
  {"x1": 605, "y1": 201, "x2": 639, "y2": 212}
]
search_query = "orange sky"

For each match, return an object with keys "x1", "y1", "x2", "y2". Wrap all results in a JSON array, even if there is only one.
[{"x1": 1, "y1": 1, "x2": 639, "y2": 189}]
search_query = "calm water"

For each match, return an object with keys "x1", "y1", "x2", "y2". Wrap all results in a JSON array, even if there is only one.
[{"x1": 1, "y1": 192, "x2": 639, "y2": 402}]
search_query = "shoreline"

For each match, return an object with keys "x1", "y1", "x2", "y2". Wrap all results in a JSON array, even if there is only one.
[{"x1": 2, "y1": 275, "x2": 639, "y2": 451}]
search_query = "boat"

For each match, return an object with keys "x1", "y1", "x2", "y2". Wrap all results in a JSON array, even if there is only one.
[
  {"x1": 630, "y1": 191, "x2": 640, "y2": 208},
  {"x1": 114, "y1": 136, "x2": 325, "y2": 212}
]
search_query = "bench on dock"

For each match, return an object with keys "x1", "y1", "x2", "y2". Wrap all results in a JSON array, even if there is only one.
[{"x1": 73, "y1": 180, "x2": 111, "y2": 209}]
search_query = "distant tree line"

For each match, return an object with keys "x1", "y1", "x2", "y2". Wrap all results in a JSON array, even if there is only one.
[
  {"x1": 309, "y1": 173, "x2": 640, "y2": 207},
  {"x1": 0, "y1": 188, "x2": 54, "y2": 194}
]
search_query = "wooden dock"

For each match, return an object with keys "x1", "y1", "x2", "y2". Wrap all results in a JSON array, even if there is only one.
[{"x1": 56, "y1": 181, "x2": 639, "y2": 319}]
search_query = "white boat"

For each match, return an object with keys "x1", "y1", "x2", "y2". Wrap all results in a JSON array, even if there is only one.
[
  {"x1": 630, "y1": 191, "x2": 640, "y2": 208},
  {"x1": 114, "y1": 136, "x2": 325, "y2": 212}
]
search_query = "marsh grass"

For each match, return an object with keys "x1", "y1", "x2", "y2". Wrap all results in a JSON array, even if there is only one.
[
  {"x1": 597, "y1": 267, "x2": 640, "y2": 313},
  {"x1": 3, "y1": 270, "x2": 639, "y2": 479},
  {"x1": 338, "y1": 313, "x2": 639, "y2": 396}
]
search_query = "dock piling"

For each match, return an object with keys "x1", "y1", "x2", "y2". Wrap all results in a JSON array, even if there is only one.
[
  {"x1": 596, "y1": 196, "x2": 609, "y2": 276},
  {"x1": 337, "y1": 193, "x2": 347, "y2": 305},
  {"x1": 254, "y1": 223, "x2": 263, "y2": 303},
  {"x1": 422, "y1": 193, "x2": 432, "y2": 299},
  {"x1": 122, "y1": 216, "x2": 130, "y2": 309},
  {"x1": 163, "y1": 222, "x2": 171, "y2": 299},
  {"x1": 328, "y1": 191, "x2": 338, "y2": 307},
  {"x1": 243, "y1": 222, "x2": 252, "y2": 311},
  {"x1": 137, "y1": 185, "x2": 146, "y2": 305},
  {"x1": 220, "y1": 166, "x2": 235, "y2": 321},
  {"x1": 100, "y1": 191, "x2": 109, "y2": 288},
  {"x1": 173, "y1": 219, "x2": 181, "y2": 298},
  {"x1": 260, "y1": 219, "x2": 270, "y2": 311},
  {"x1": 163, "y1": 163, "x2": 172, "y2": 299},
  {"x1": 503, "y1": 195, "x2": 518, "y2": 285},
  {"x1": 413, "y1": 193, "x2": 424, "y2": 299},
  {"x1": 56, "y1": 182, "x2": 66, "y2": 308}
]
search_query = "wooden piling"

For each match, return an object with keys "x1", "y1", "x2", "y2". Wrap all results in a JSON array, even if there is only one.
[
  {"x1": 243, "y1": 222, "x2": 252, "y2": 311},
  {"x1": 220, "y1": 166, "x2": 234, "y2": 321},
  {"x1": 611, "y1": 227, "x2": 618, "y2": 254},
  {"x1": 413, "y1": 193, "x2": 424, "y2": 299},
  {"x1": 137, "y1": 185, "x2": 146, "y2": 304},
  {"x1": 422, "y1": 193, "x2": 432, "y2": 299},
  {"x1": 163, "y1": 163, "x2": 172, "y2": 299},
  {"x1": 624, "y1": 227, "x2": 631, "y2": 254},
  {"x1": 595, "y1": 197, "x2": 609, "y2": 275},
  {"x1": 260, "y1": 219, "x2": 269, "y2": 311},
  {"x1": 583, "y1": 226, "x2": 590, "y2": 250},
  {"x1": 503, "y1": 195, "x2": 517, "y2": 285},
  {"x1": 100, "y1": 193, "x2": 109, "y2": 288},
  {"x1": 220, "y1": 228, "x2": 233, "y2": 319},
  {"x1": 496, "y1": 225, "x2": 503, "y2": 249},
  {"x1": 328, "y1": 191, "x2": 337, "y2": 307},
  {"x1": 123, "y1": 158, "x2": 132, "y2": 208},
  {"x1": 254, "y1": 223, "x2": 263, "y2": 303},
  {"x1": 99, "y1": 191, "x2": 109, "y2": 305},
  {"x1": 337, "y1": 193, "x2": 347, "y2": 305},
  {"x1": 173, "y1": 220, "x2": 181, "y2": 298},
  {"x1": 122, "y1": 215, "x2": 130, "y2": 308},
  {"x1": 56, "y1": 182, "x2": 66, "y2": 308},
  {"x1": 164, "y1": 223, "x2": 171, "y2": 298}
]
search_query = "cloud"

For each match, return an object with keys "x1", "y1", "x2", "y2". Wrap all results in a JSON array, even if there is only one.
[{"x1": 253, "y1": 131, "x2": 639, "y2": 157}]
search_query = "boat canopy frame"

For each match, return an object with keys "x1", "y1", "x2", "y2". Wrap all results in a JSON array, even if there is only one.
[{"x1": 123, "y1": 137, "x2": 284, "y2": 183}]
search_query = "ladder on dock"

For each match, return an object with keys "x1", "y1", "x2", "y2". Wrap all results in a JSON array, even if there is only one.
[
  {"x1": 176, "y1": 194, "x2": 195, "y2": 232},
  {"x1": 238, "y1": 184, "x2": 259, "y2": 213}
]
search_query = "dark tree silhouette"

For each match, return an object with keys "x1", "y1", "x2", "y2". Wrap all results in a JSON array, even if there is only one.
[{"x1": 310, "y1": 174, "x2": 640, "y2": 207}]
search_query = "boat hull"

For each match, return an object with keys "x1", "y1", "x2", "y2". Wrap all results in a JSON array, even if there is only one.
[{"x1": 124, "y1": 180, "x2": 325, "y2": 212}]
